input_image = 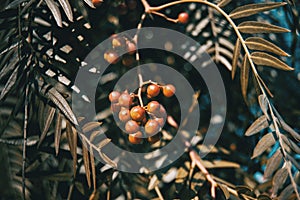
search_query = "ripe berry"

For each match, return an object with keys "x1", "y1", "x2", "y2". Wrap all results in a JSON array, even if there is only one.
[
  {"x1": 147, "y1": 84, "x2": 160, "y2": 98},
  {"x1": 128, "y1": 131, "x2": 143, "y2": 144},
  {"x1": 118, "y1": 93, "x2": 132, "y2": 107},
  {"x1": 112, "y1": 37, "x2": 125, "y2": 48},
  {"x1": 104, "y1": 50, "x2": 119, "y2": 64},
  {"x1": 122, "y1": 55, "x2": 135, "y2": 67},
  {"x1": 125, "y1": 120, "x2": 140, "y2": 134},
  {"x1": 154, "y1": 117, "x2": 165, "y2": 127},
  {"x1": 162, "y1": 84, "x2": 176, "y2": 97},
  {"x1": 109, "y1": 91, "x2": 121, "y2": 103},
  {"x1": 130, "y1": 106, "x2": 146, "y2": 122},
  {"x1": 92, "y1": 0, "x2": 103, "y2": 7},
  {"x1": 119, "y1": 108, "x2": 131, "y2": 122},
  {"x1": 126, "y1": 42, "x2": 136, "y2": 55},
  {"x1": 147, "y1": 101, "x2": 161, "y2": 114},
  {"x1": 157, "y1": 105, "x2": 167, "y2": 118},
  {"x1": 145, "y1": 119, "x2": 160, "y2": 136},
  {"x1": 178, "y1": 12, "x2": 189, "y2": 24},
  {"x1": 148, "y1": 134, "x2": 161, "y2": 144}
]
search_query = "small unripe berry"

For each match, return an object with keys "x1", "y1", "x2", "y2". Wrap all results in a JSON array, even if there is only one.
[
  {"x1": 130, "y1": 106, "x2": 146, "y2": 122},
  {"x1": 147, "y1": 84, "x2": 160, "y2": 98},
  {"x1": 154, "y1": 117, "x2": 165, "y2": 128},
  {"x1": 92, "y1": 0, "x2": 103, "y2": 7},
  {"x1": 118, "y1": 93, "x2": 132, "y2": 107},
  {"x1": 162, "y1": 84, "x2": 176, "y2": 98},
  {"x1": 126, "y1": 42, "x2": 136, "y2": 55},
  {"x1": 118, "y1": 108, "x2": 131, "y2": 122},
  {"x1": 145, "y1": 119, "x2": 160, "y2": 136},
  {"x1": 110, "y1": 103, "x2": 121, "y2": 113},
  {"x1": 128, "y1": 131, "x2": 143, "y2": 144},
  {"x1": 104, "y1": 50, "x2": 119, "y2": 64},
  {"x1": 178, "y1": 12, "x2": 189, "y2": 24},
  {"x1": 109, "y1": 91, "x2": 121, "y2": 103},
  {"x1": 125, "y1": 120, "x2": 140, "y2": 134},
  {"x1": 112, "y1": 37, "x2": 125, "y2": 48}
]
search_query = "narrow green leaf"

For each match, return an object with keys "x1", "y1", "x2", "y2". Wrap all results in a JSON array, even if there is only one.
[
  {"x1": 238, "y1": 21, "x2": 290, "y2": 34},
  {"x1": 44, "y1": 0, "x2": 62, "y2": 27},
  {"x1": 240, "y1": 55, "x2": 250, "y2": 101},
  {"x1": 251, "y1": 52, "x2": 293, "y2": 71},
  {"x1": 58, "y1": 0, "x2": 73, "y2": 21},
  {"x1": 229, "y1": 3, "x2": 287, "y2": 19},
  {"x1": 252, "y1": 132, "x2": 275, "y2": 159},
  {"x1": 245, "y1": 37, "x2": 290, "y2": 57},
  {"x1": 232, "y1": 38, "x2": 241, "y2": 79}
]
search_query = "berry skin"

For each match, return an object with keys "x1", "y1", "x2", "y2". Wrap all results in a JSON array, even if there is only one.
[
  {"x1": 104, "y1": 50, "x2": 119, "y2": 64},
  {"x1": 118, "y1": 93, "x2": 132, "y2": 107},
  {"x1": 148, "y1": 134, "x2": 161, "y2": 144},
  {"x1": 157, "y1": 105, "x2": 167, "y2": 118},
  {"x1": 110, "y1": 103, "x2": 121, "y2": 113},
  {"x1": 128, "y1": 131, "x2": 143, "y2": 144},
  {"x1": 147, "y1": 101, "x2": 161, "y2": 115},
  {"x1": 130, "y1": 106, "x2": 146, "y2": 122},
  {"x1": 162, "y1": 84, "x2": 176, "y2": 98},
  {"x1": 92, "y1": 0, "x2": 103, "y2": 7},
  {"x1": 119, "y1": 108, "x2": 131, "y2": 122},
  {"x1": 125, "y1": 120, "x2": 140, "y2": 134},
  {"x1": 178, "y1": 12, "x2": 189, "y2": 24},
  {"x1": 145, "y1": 119, "x2": 160, "y2": 136},
  {"x1": 154, "y1": 117, "x2": 165, "y2": 128},
  {"x1": 147, "y1": 84, "x2": 160, "y2": 98},
  {"x1": 109, "y1": 91, "x2": 121, "y2": 103},
  {"x1": 112, "y1": 37, "x2": 125, "y2": 48},
  {"x1": 126, "y1": 42, "x2": 136, "y2": 55}
]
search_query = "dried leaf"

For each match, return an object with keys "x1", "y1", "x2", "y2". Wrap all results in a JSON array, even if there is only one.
[
  {"x1": 232, "y1": 38, "x2": 241, "y2": 79},
  {"x1": 240, "y1": 55, "x2": 250, "y2": 101},
  {"x1": 148, "y1": 175, "x2": 159, "y2": 190},
  {"x1": 251, "y1": 52, "x2": 293, "y2": 71},
  {"x1": 245, "y1": 37, "x2": 290, "y2": 57},
  {"x1": 238, "y1": 21, "x2": 290, "y2": 34},
  {"x1": 219, "y1": 184, "x2": 230, "y2": 199},
  {"x1": 272, "y1": 166, "x2": 288, "y2": 196},
  {"x1": 252, "y1": 132, "x2": 275, "y2": 159},
  {"x1": 278, "y1": 184, "x2": 295, "y2": 200},
  {"x1": 54, "y1": 112, "x2": 62, "y2": 155},
  {"x1": 99, "y1": 151, "x2": 116, "y2": 168},
  {"x1": 0, "y1": 65, "x2": 18, "y2": 101},
  {"x1": 0, "y1": 54, "x2": 18, "y2": 80},
  {"x1": 43, "y1": 85, "x2": 78, "y2": 125},
  {"x1": 286, "y1": 153, "x2": 300, "y2": 171},
  {"x1": 83, "y1": 0, "x2": 96, "y2": 8},
  {"x1": 202, "y1": 160, "x2": 240, "y2": 168},
  {"x1": 44, "y1": 0, "x2": 62, "y2": 27},
  {"x1": 245, "y1": 115, "x2": 269, "y2": 136},
  {"x1": 167, "y1": 115, "x2": 178, "y2": 128},
  {"x1": 279, "y1": 120, "x2": 300, "y2": 142},
  {"x1": 66, "y1": 121, "x2": 77, "y2": 176},
  {"x1": 82, "y1": 139, "x2": 91, "y2": 188},
  {"x1": 258, "y1": 95, "x2": 269, "y2": 120},
  {"x1": 58, "y1": 0, "x2": 73, "y2": 22},
  {"x1": 217, "y1": 55, "x2": 232, "y2": 71},
  {"x1": 217, "y1": 0, "x2": 231, "y2": 8},
  {"x1": 264, "y1": 150, "x2": 282, "y2": 179},
  {"x1": 37, "y1": 105, "x2": 56, "y2": 148},
  {"x1": 89, "y1": 145, "x2": 96, "y2": 191},
  {"x1": 257, "y1": 194, "x2": 271, "y2": 200},
  {"x1": 82, "y1": 121, "x2": 102, "y2": 133},
  {"x1": 98, "y1": 138, "x2": 111, "y2": 149},
  {"x1": 229, "y1": 3, "x2": 287, "y2": 19},
  {"x1": 280, "y1": 134, "x2": 300, "y2": 154}
]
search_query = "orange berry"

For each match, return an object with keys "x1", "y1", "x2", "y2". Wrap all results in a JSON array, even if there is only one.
[
  {"x1": 125, "y1": 120, "x2": 140, "y2": 134},
  {"x1": 126, "y1": 42, "x2": 136, "y2": 55},
  {"x1": 147, "y1": 101, "x2": 161, "y2": 114},
  {"x1": 92, "y1": 0, "x2": 103, "y2": 7},
  {"x1": 118, "y1": 93, "x2": 132, "y2": 107},
  {"x1": 130, "y1": 106, "x2": 146, "y2": 121},
  {"x1": 178, "y1": 12, "x2": 189, "y2": 24},
  {"x1": 162, "y1": 84, "x2": 176, "y2": 97},
  {"x1": 147, "y1": 84, "x2": 160, "y2": 98},
  {"x1": 104, "y1": 50, "x2": 119, "y2": 64},
  {"x1": 128, "y1": 131, "x2": 143, "y2": 144},
  {"x1": 154, "y1": 117, "x2": 165, "y2": 128},
  {"x1": 145, "y1": 119, "x2": 160, "y2": 136},
  {"x1": 118, "y1": 108, "x2": 131, "y2": 122},
  {"x1": 109, "y1": 91, "x2": 121, "y2": 103},
  {"x1": 110, "y1": 103, "x2": 121, "y2": 113}
]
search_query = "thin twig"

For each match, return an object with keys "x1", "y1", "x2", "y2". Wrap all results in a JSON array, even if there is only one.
[{"x1": 154, "y1": 186, "x2": 164, "y2": 200}]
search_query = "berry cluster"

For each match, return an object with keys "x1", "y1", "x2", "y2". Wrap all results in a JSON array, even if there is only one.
[
  {"x1": 109, "y1": 83, "x2": 176, "y2": 144},
  {"x1": 104, "y1": 35, "x2": 137, "y2": 65}
]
